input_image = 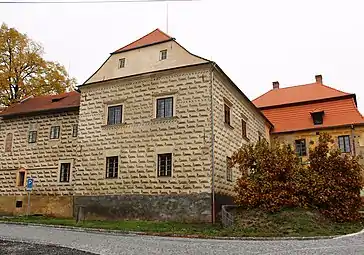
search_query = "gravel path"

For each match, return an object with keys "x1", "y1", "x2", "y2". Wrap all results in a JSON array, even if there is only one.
[{"x1": 0, "y1": 223, "x2": 363, "y2": 255}]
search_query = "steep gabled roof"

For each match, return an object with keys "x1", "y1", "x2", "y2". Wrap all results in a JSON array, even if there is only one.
[
  {"x1": 253, "y1": 82, "x2": 351, "y2": 109},
  {"x1": 262, "y1": 97, "x2": 364, "y2": 133},
  {"x1": 0, "y1": 91, "x2": 80, "y2": 118},
  {"x1": 112, "y1": 28, "x2": 174, "y2": 54}
]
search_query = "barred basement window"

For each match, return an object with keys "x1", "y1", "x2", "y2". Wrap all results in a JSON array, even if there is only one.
[
  {"x1": 338, "y1": 135, "x2": 351, "y2": 153},
  {"x1": 72, "y1": 124, "x2": 78, "y2": 137},
  {"x1": 107, "y1": 105, "x2": 122, "y2": 125},
  {"x1": 226, "y1": 157, "x2": 233, "y2": 182},
  {"x1": 106, "y1": 156, "x2": 118, "y2": 179},
  {"x1": 50, "y1": 126, "x2": 60, "y2": 139},
  {"x1": 59, "y1": 163, "x2": 71, "y2": 182},
  {"x1": 158, "y1": 153, "x2": 172, "y2": 177},
  {"x1": 156, "y1": 97, "x2": 173, "y2": 118},
  {"x1": 28, "y1": 131, "x2": 37, "y2": 143}
]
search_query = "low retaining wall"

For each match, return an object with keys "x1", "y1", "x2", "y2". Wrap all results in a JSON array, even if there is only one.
[{"x1": 74, "y1": 193, "x2": 212, "y2": 222}]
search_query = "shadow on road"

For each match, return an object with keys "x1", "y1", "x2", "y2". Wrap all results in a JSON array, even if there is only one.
[{"x1": 0, "y1": 240, "x2": 97, "y2": 255}]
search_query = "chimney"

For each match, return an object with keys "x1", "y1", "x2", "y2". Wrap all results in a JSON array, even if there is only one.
[
  {"x1": 315, "y1": 74, "x2": 323, "y2": 84},
  {"x1": 272, "y1": 81, "x2": 280, "y2": 90}
]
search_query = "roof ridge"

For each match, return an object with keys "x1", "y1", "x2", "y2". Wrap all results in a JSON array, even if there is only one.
[{"x1": 112, "y1": 28, "x2": 173, "y2": 54}]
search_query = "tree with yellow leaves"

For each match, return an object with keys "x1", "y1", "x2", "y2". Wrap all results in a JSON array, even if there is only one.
[{"x1": 0, "y1": 23, "x2": 76, "y2": 106}]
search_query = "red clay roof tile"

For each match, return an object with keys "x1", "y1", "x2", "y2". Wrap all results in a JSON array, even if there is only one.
[
  {"x1": 0, "y1": 91, "x2": 80, "y2": 117},
  {"x1": 253, "y1": 82, "x2": 350, "y2": 108},
  {"x1": 112, "y1": 28, "x2": 173, "y2": 54},
  {"x1": 262, "y1": 97, "x2": 364, "y2": 133}
]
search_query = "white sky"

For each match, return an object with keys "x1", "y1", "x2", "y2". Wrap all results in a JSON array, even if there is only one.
[{"x1": 1, "y1": 0, "x2": 364, "y2": 112}]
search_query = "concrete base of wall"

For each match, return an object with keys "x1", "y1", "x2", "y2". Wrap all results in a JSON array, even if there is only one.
[
  {"x1": 74, "y1": 193, "x2": 212, "y2": 222},
  {"x1": 0, "y1": 195, "x2": 73, "y2": 218}
]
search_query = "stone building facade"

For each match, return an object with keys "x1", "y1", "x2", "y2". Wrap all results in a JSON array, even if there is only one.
[
  {"x1": 0, "y1": 92, "x2": 80, "y2": 217},
  {"x1": 0, "y1": 29, "x2": 270, "y2": 222}
]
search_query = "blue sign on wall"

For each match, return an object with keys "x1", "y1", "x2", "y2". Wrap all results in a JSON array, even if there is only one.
[{"x1": 26, "y1": 177, "x2": 34, "y2": 191}]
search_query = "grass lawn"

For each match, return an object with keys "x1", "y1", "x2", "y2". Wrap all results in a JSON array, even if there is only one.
[{"x1": 1, "y1": 208, "x2": 363, "y2": 238}]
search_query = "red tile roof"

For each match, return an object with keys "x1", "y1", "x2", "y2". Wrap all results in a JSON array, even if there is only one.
[
  {"x1": 112, "y1": 29, "x2": 174, "y2": 54},
  {"x1": 253, "y1": 82, "x2": 351, "y2": 108},
  {"x1": 261, "y1": 97, "x2": 364, "y2": 133},
  {"x1": 0, "y1": 91, "x2": 80, "y2": 117}
]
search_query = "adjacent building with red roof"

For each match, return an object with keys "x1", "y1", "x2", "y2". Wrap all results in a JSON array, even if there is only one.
[{"x1": 253, "y1": 75, "x2": 364, "y2": 161}]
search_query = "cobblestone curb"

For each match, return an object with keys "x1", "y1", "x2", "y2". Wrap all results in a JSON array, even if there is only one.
[{"x1": 0, "y1": 220, "x2": 348, "y2": 241}]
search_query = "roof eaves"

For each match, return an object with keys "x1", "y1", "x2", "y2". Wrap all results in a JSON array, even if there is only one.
[
  {"x1": 272, "y1": 122, "x2": 364, "y2": 135},
  {"x1": 0, "y1": 105, "x2": 80, "y2": 118}
]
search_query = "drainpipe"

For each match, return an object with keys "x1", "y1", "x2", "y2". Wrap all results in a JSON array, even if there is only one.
[
  {"x1": 210, "y1": 62, "x2": 217, "y2": 224},
  {"x1": 351, "y1": 124, "x2": 356, "y2": 156}
]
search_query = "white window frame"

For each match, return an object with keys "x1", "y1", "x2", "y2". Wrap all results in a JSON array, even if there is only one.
[
  {"x1": 105, "y1": 103, "x2": 124, "y2": 125},
  {"x1": 160, "y1": 49, "x2": 167, "y2": 60},
  {"x1": 57, "y1": 159, "x2": 74, "y2": 184},
  {"x1": 155, "y1": 147, "x2": 174, "y2": 178},
  {"x1": 50, "y1": 126, "x2": 61, "y2": 139},
  {"x1": 153, "y1": 94, "x2": 176, "y2": 119}
]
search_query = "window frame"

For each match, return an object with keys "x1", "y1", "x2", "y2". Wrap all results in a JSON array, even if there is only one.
[
  {"x1": 226, "y1": 156, "x2": 233, "y2": 182},
  {"x1": 50, "y1": 126, "x2": 60, "y2": 139},
  {"x1": 72, "y1": 124, "x2": 78, "y2": 137},
  {"x1": 295, "y1": 139, "x2": 307, "y2": 157},
  {"x1": 59, "y1": 163, "x2": 71, "y2": 183},
  {"x1": 224, "y1": 104, "x2": 231, "y2": 126},
  {"x1": 311, "y1": 111, "x2": 324, "y2": 125},
  {"x1": 160, "y1": 49, "x2": 167, "y2": 60},
  {"x1": 157, "y1": 153, "x2": 172, "y2": 177},
  {"x1": 118, "y1": 58, "x2": 125, "y2": 69},
  {"x1": 17, "y1": 171, "x2": 26, "y2": 187},
  {"x1": 338, "y1": 135, "x2": 351, "y2": 153},
  {"x1": 242, "y1": 119, "x2": 247, "y2": 139},
  {"x1": 28, "y1": 130, "x2": 37, "y2": 143},
  {"x1": 107, "y1": 105, "x2": 123, "y2": 125},
  {"x1": 156, "y1": 97, "x2": 174, "y2": 119},
  {"x1": 106, "y1": 156, "x2": 119, "y2": 179}
]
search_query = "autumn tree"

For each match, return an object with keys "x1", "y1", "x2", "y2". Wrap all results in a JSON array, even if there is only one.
[{"x1": 0, "y1": 23, "x2": 76, "y2": 106}]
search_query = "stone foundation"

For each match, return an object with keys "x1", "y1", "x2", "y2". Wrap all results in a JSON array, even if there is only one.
[
  {"x1": 74, "y1": 193, "x2": 211, "y2": 222},
  {"x1": 0, "y1": 195, "x2": 73, "y2": 217}
]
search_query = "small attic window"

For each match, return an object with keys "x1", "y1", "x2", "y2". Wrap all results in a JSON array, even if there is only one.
[
  {"x1": 118, "y1": 58, "x2": 125, "y2": 69},
  {"x1": 311, "y1": 111, "x2": 324, "y2": 125},
  {"x1": 160, "y1": 50, "x2": 167, "y2": 60}
]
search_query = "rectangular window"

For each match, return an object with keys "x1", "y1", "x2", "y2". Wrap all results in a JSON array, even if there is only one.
[
  {"x1": 118, "y1": 58, "x2": 125, "y2": 68},
  {"x1": 338, "y1": 135, "x2": 351, "y2": 153},
  {"x1": 156, "y1": 97, "x2": 173, "y2": 118},
  {"x1": 107, "y1": 105, "x2": 123, "y2": 125},
  {"x1": 224, "y1": 104, "x2": 231, "y2": 125},
  {"x1": 59, "y1": 163, "x2": 71, "y2": 182},
  {"x1": 226, "y1": 156, "x2": 233, "y2": 182},
  {"x1": 242, "y1": 119, "x2": 247, "y2": 139},
  {"x1": 18, "y1": 172, "x2": 25, "y2": 187},
  {"x1": 72, "y1": 124, "x2": 78, "y2": 137},
  {"x1": 295, "y1": 139, "x2": 307, "y2": 156},
  {"x1": 106, "y1": 156, "x2": 118, "y2": 179},
  {"x1": 160, "y1": 50, "x2": 167, "y2": 60},
  {"x1": 28, "y1": 131, "x2": 37, "y2": 143},
  {"x1": 50, "y1": 126, "x2": 60, "y2": 139},
  {"x1": 158, "y1": 153, "x2": 172, "y2": 177}
]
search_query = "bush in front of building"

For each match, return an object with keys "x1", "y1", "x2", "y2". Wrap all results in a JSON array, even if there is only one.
[
  {"x1": 231, "y1": 134, "x2": 363, "y2": 222},
  {"x1": 230, "y1": 139, "x2": 303, "y2": 213},
  {"x1": 300, "y1": 133, "x2": 363, "y2": 222}
]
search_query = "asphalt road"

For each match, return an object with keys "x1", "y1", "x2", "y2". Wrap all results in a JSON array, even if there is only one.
[{"x1": 0, "y1": 223, "x2": 363, "y2": 255}]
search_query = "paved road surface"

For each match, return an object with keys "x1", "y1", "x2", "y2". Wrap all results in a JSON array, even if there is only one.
[{"x1": 0, "y1": 223, "x2": 363, "y2": 255}]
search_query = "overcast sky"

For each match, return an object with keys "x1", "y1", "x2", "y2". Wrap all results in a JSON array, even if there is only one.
[{"x1": 1, "y1": 0, "x2": 364, "y2": 111}]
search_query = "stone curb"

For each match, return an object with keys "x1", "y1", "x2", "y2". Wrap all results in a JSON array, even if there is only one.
[{"x1": 0, "y1": 220, "x2": 345, "y2": 241}]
